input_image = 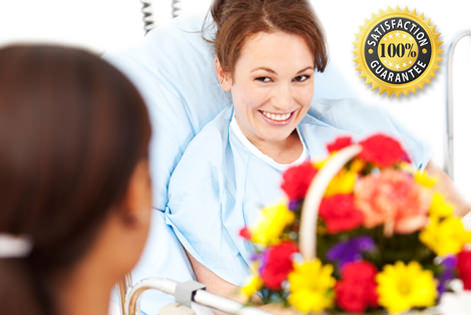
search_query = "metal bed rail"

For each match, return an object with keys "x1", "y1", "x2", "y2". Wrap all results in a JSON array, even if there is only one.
[
  {"x1": 119, "y1": 274, "x2": 134, "y2": 315},
  {"x1": 121, "y1": 278, "x2": 273, "y2": 315},
  {"x1": 139, "y1": 0, "x2": 183, "y2": 34},
  {"x1": 444, "y1": 30, "x2": 471, "y2": 179},
  {"x1": 140, "y1": 0, "x2": 155, "y2": 34}
]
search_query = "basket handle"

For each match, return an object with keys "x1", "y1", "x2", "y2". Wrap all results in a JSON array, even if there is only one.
[{"x1": 299, "y1": 145, "x2": 362, "y2": 260}]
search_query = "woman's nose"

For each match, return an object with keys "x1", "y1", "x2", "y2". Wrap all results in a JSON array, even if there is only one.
[{"x1": 271, "y1": 83, "x2": 294, "y2": 111}]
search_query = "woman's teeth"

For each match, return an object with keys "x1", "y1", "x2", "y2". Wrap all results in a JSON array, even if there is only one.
[{"x1": 261, "y1": 111, "x2": 292, "y2": 121}]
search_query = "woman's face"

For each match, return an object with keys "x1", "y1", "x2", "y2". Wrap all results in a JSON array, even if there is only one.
[{"x1": 218, "y1": 31, "x2": 315, "y2": 146}]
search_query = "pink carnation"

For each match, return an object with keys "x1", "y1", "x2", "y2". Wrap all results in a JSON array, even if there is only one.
[{"x1": 354, "y1": 169, "x2": 431, "y2": 235}]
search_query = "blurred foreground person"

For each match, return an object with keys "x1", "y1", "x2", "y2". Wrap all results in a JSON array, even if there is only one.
[{"x1": 0, "y1": 44, "x2": 152, "y2": 315}]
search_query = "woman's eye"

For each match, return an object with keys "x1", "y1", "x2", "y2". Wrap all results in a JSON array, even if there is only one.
[
  {"x1": 255, "y1": 77, "x2": 272, "y2": 83},
  {"x1": 294, "y1": 75, "x2": 310, "y2": 82}
]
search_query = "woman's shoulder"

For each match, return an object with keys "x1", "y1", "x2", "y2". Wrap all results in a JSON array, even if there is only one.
[
  {"x1": 166, "y1": 107, "x2": 231, "y2": 211},
  {"x1": 179, "y1": 106, "x2": 233, "y2": 159},
  {"x1": 302, "y1": 98, "x2": 392, "y2": 129},
  {"x1": 167, "y1": 106, "x2": 234, "y2": 191}
]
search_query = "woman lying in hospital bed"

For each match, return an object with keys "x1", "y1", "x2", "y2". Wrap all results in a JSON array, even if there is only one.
[{"x1": 106, "y1": 0, "x2": 469, "y2": 313}]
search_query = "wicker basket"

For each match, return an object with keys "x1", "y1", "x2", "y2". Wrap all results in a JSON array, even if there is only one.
[
  {"x1": 287, "y1": 145, "x2": 442, "y2": 315},
  {"x1": 299, "y1": 145, "x2": 362, "y2": 260}
]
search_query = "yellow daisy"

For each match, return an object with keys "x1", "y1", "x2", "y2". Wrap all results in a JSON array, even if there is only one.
[
  {"x1": 250, "y1": 202, "x2": 294, "y2": 246},
  {"x1": 376, "y1": 261, "x2": 437, "y2": 314},
  {"x1": 350, "y1": 158, "x2": 366, "y2": 173},
  {"x1": 324, "y1": 169, "x2": 357, "y2": 197},
  {"x1": 428, "y1": 193, "x2": 454, "y2": 218},
  {"x1": 414, "y1": 171, "x2": 437, "y2": 189},
  {"x1": 241, "y1": 274, "x2": 263, "y2": 298},
  {"x1": 313, "y1": 158, "x2": 328, "y2": 169},
  {"x1": 419, "y1": 216, "x2": 469, "y2": 256},
  {"x1": 287, "y1": 259, "x2": 336, "y2": 313}
]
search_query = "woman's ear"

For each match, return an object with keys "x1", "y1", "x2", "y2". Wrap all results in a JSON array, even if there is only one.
[
  {"x1": 214, "y1": 58, "x2": 232, "y2": 91},
  {"x1": 120, "y1": 160, "x2": 152, "y2": 228},
  {"x1": 100, "y1": 160, "x2": 152, "y2": 276}
]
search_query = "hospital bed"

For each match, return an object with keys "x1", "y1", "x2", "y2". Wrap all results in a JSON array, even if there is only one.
[
  {"x1": 108, "y1": 2, "x2": 471, "y2": 314},
  {"x1": 444, "y1": 30, "x2": 471, "y2": 180}
]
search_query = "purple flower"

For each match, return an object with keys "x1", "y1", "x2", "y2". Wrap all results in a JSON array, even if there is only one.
[
  {"x1": 288, "y1": 200, "x2": 301, "y2": 211},
  {"x1": 327, "y1": 236, "x2": 375, "y2": 268},
  {"x1": 258, "y1": 250, "x2": 269, "y2": 274},
  {"x1": 250, "y1": 252, "x2": 263, "y2": 262},
  {"x1": 437, "y1": 256, "x2": 457, "y2": 297}
]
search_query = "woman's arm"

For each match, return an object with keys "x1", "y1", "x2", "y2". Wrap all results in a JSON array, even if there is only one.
[
  {"x1": 186, "y1": 252, "x2": 242, "y2": 299},
  {"x1": 425, "y1": 161, "x2": 470, "y2": 217},
  {"x1": 187, "y1": 253, "x2": 293, "y2": 314}
]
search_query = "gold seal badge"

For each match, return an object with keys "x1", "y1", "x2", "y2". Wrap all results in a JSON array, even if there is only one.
[{"x1": 354, "y1": 7, "x2": 443, "y2": 97}]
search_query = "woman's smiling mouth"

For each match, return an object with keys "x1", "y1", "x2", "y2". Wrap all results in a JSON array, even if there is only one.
[{"x1": 260, "y1": 110, "x2": 294, "y2": 125}]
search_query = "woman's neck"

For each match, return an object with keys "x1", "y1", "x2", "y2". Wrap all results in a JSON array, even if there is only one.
[
  {"x1": 54, "y1": 258, "x2": 115, "y2": 315},
  {"x1": 249, "y1": 131, "x2": 303, "y2": 164}
]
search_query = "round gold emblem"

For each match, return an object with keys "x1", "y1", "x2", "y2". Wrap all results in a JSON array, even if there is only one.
[{"x1": 353, "y1": 7, "x2": 443, "y2": 97}]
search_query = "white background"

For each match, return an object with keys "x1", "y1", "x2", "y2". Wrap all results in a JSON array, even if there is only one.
[{"x1": 0, "y1": 0, "x2": 469, "y2": 199}]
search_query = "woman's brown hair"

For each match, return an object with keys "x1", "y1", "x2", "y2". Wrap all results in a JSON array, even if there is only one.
[
  {"x1": 0, "y1": 45, "x2": 151, "y2": 315},
  {"x1": 209, "y1": 0, "x2": 328, "y2": 74}
]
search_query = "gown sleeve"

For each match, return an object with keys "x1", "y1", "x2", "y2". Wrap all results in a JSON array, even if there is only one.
[{"x1": 165, "y1": 109, "x2": 250, "y2": 285}]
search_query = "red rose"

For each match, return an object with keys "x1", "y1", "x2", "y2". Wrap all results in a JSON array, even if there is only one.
[
  {"x1": 327, "y1": 136, "x2": 354, "y2": 153},
  {"x1": 341, "y1": 260, "x2": 377, "y2": 282},
  {"x1": 260, "y1": 241, "x2": 299, "y2": 290},
  {"x1": 280, "y1": 161, "x2": 318, "y2": 200},
  {"x1": 319, "y1": 194, "x2": 364, "y2": 233},
  {"x1": 239, "y1": 226, "x2": 251, "y2": 240},
  {"x1": 359, "y1": 134, "x2": 410, "y2": 167},
  {"x1": 336, "y1": 281, "x2": 378, "y2": 313},
  {"x1": 457, "y1": 247, "x2": 471, "y2": 290},
  {"x1": 336, "y1": 261, "x2": 378, "y2": 313}
]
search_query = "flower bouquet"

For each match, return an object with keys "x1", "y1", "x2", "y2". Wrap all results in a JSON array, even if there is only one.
[{"x1": 239, "y1": 134, "x2": 471, "y2": 314}]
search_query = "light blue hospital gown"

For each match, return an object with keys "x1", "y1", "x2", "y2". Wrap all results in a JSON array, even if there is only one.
[{"x1": 165, "y1": 99, "x2": 430, "y2": 286}]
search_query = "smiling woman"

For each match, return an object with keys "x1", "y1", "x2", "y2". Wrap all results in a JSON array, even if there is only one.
[
  {"x1": 164, "y1": 0, "x2": 433, "y2": 300},
  {"x1": 217, "y1": 31, "x2": 317, "y2": 163},
  {"x1": 210, "y1": 0, "x2": 326, "y2": 166}
]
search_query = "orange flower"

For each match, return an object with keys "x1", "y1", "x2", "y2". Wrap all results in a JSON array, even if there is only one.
[{"x1": 354, "y1": 169, "x2": 431, "y2": 235}]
